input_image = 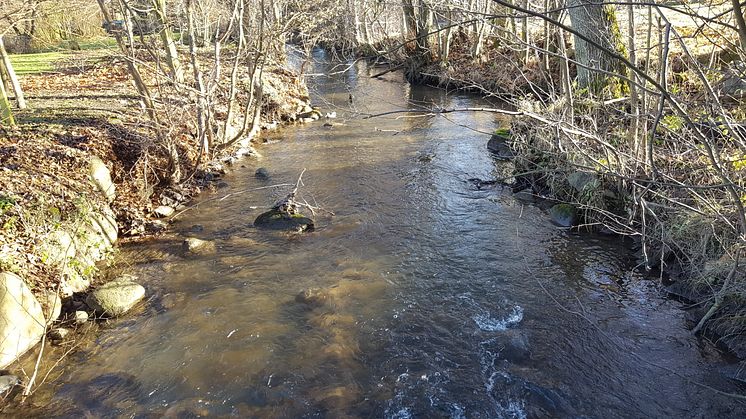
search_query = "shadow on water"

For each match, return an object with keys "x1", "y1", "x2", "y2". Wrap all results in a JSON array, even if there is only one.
[{"x1": 14, "y1": 48, "x2": 745, "y2": 418}]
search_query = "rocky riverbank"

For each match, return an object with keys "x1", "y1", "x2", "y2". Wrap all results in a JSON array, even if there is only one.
[{"x1": 0, "y1": 48, "x2": 317, "y2": 399}]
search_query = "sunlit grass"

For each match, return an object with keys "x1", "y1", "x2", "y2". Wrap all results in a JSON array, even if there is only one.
[
  {"x1": 9, "y1": 51, "x2": 66, "y2": 75},
  {"x1": 8, "y1": 37, "x2": 117, "y2": 75}
]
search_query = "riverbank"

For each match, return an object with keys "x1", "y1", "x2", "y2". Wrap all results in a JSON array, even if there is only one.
[
  {"x1": 339, "y1": 10, "x2": 746, "y2": 359},
  {"x1": 6, "y1": 55, "x2": 743, "y2": 416},
  {"x1": 0, "y1": 44, "x2": 313, "y2": 390}
]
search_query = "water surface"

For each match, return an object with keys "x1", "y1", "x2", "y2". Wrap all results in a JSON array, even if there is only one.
[{"x1": 22, "y1": 49, "x2": 745, "y2": 418}]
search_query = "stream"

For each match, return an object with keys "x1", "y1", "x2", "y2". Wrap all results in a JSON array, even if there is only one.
[{"x1": 21, "y1": 49, "x2": 744, "y2": 418}]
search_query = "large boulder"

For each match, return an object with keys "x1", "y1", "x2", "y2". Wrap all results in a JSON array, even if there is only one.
[
  {"x1": 85, "y1": 277, "x2": 145, "y2": 317},
  {"x1": 0, "y1": 272, "x2": 46, "y2": 368},
  {"x1": 254, "y1": 209, "x2": 314, "y2": 232}
]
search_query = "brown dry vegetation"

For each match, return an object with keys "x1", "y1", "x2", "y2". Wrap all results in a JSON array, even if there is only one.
[{"x1": 0, "y1": 45, "x2": 309, "y2": 297}]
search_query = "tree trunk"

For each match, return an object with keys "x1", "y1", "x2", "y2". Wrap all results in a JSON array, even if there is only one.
[
  {"x1": 731, "y1": 0, "x2": 746, "y2": 50},
  {"x1": 567, "y1": 0, "x2": 628, "y2": 96},
  {"x1": 186, "y1": 0, "x2": 209, "y2": 155},
  {"x1": 0, "y1": 35, "x2": 26, "y2": 109},
  {"x1": 152, "y1": 0, "x2": 184, "y2": 83},
  {"x1": 0, "y1": 74, "x2": 14, "y2": 126},
  {"x1": 402, "y1": 0, "x2": 417, "y2": 41}
]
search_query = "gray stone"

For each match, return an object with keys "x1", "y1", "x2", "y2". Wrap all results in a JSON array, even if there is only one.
[
  {"x1": 42, "y1": 230, "x2": 77, "y2": 265},
  {"x1": 61, "y1": 266, "x2": 91, "y2": 296},
  {"x1": 255, "y1": 168, "x2": 270, "y2": 179},
  {"x1": 513, "y1": 188, "x2": 536, "y2": 203},
  {"x1": 85, "y1": 278, "x2": 145, "y2": 317},
  {"x1": 0, "y1": 374, "x2": 20, "y2": 395},
  {"x1": 721, "y1": 62, "x2": 746, "y2": 98},
  {"x1": 567, "y1": 171, "x2": 599, "y2": 193},
  {"x1": 0, "y1": 272, "x2": 46, "y2": 368},
  {"x1": 48, "y1": 327, "x2": 71, "y2": 341},
  {"x1": 74, "y1": 310, "x2": 89, "y2": 324},
  {"x1": 88, "y1": 207, "x2": 118, "y2": 247},
  {"x1": 549, "y1": 204, "x2": 577, "y2": 227},
  {"x1": 154, "y1": 205, "x2": 175, "y2": 218},
  {"x1": 254, "y1": 209, "x2": 314, "y2": 232},
  {"x1": 89, "y1": 156, "x2": 116, "y2": 203},
  {"x1": 487, "y1": 138, "x2": 514, "y2": 160},
  {"x1": 146, "y1": 220, "x2": 168, "y2": 233},
  {"x1": 182, "y1": 237, "x2": 217, "y2": 255}
]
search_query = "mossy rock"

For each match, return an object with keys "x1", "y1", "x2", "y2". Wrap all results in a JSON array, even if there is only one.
[
  {"x1": 487, "y1": 129, "x2": 514, "y2": 160},
  {"x1": 549, "y1": 204, "x2": 577, "y2": 227},
  {"x1": 254, "y1": 210, "x2": 314, "y2": 232}
]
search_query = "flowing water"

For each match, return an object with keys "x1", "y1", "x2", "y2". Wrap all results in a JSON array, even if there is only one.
[{"x1": 21, "y1": 50, "x2": 745, "y2": 418}]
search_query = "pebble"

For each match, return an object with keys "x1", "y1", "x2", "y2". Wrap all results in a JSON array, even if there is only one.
[{"x1": 74, "y1": 310, "x2": 89, "y2": 324}]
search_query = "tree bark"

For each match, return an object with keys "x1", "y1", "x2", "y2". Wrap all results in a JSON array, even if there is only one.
[
  {"x1": 152, "y1": 0, "x2": 185, "y2": 83},
  {"x1": 0, "y1": 35, "x2": 26, "y2": 109},
  {"x1": 567, "y1": 0, "x2": 628, "y2": 96},
  {"x1": 0, "y1": 74, "x2": 14, "y2": 126},
  {"x1": 731, "y1": 0, "x2": 746, "y2": 50}
]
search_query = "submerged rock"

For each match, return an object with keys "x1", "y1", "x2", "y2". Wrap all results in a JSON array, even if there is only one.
[
  {"x1": 254, "y1": 209, "x2": 314, "y2": 232},
  {"x1": 0, "y1": 272, "x2": 46, "y2": 368},
  {"x1": 85, "y1": 277, "x2": 145, "y2": 317},
  {"x1": 48, "y1": 327, "x2": 72, "y2": 342},
  {"x1": 255, "y1": 168, "x2": 270, "y2": 179},
  {"x1": 549, "y1": 204, "x2": 577, "y2": 227},
  {"x1": 182, "y1": 237, "x2": 217, "y2": 255},
  {"x1": 295, "y1": 288, "x2": 329, "y2": 308},
  {"x1": 499, "y1": 330, "x2": 531, "y2": 363}
]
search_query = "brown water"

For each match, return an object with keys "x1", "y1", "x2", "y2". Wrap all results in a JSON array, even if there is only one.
[{"x1": 21, "y1": 49, "x2": 745, "y2": 418}]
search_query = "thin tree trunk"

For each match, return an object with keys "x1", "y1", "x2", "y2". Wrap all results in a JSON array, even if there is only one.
[
  {"x1": 627, "y1": 4, "x2": 640, "y2": 152},
  {"x1": 153, "y1": 0, "x2": 185, "y2": 83},
  {"x1": 0, "y1": 73, "x2": 15, "y2": 126},
  {"x1": 223, "y1": 0, "x2": 244, "y2": 144},
  {"x1": 0, "y1": 35, "x2": 26, "y2": 109},
  {"x1": 557, "y1": 29, "x2": 574, "y2": 121},
  {"x1": 731, "y1": 0, "x2": 746, "y2": 50},
  {"x1": 522, "y1": 0, "x2": 529, "y2": 63},
  {"x1": 186, "y1": 0, "x2": 209, "y2": 155}
]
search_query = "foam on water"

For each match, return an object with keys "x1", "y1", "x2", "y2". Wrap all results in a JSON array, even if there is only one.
[{"x1": 473, "y1": 305, "x2": 524, "y2": 331}]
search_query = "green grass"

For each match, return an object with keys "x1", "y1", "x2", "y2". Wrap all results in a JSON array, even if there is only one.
[
  {"x1": 8, "y1": 38, "x2": 118, "y2": 75},
  {"x1": 9, "y1": 51, "x2": 67, "y2": 75},
  {"x1": 75, "y1": 38, "x2": 118, "y2": 51}
]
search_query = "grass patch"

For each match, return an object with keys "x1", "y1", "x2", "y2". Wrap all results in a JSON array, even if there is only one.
[
  {"x1": 8, "y1": 38, "x2": 117, "y2": 75},
  {"x1": 75, "y1": 38, "x2": 118, "y2": 51},
  {"x1": 9, "y1": 51, "x2": 67, "y2": 75}
]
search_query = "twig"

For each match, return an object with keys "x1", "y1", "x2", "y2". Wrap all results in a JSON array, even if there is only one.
[{"x1": 171, "y1": 183, "x2": 295, "y2": 220}]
